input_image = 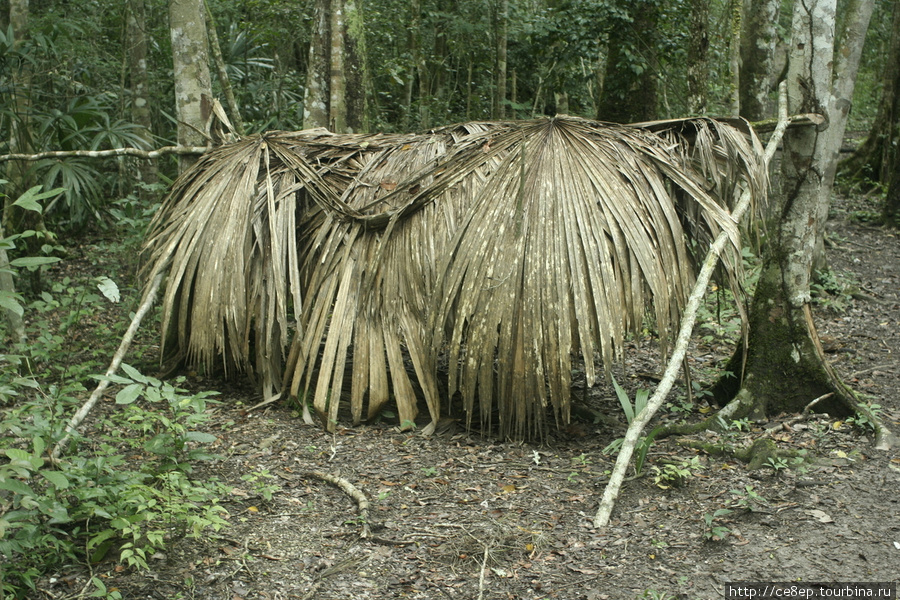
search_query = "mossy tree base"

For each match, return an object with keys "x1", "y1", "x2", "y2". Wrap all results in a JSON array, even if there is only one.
[
  {"x1": 678, "y1": 437, "x2": 797, "y2": 470},
  {"x1": 711, "y1": 257, "x2": 857, "y2": 420}
]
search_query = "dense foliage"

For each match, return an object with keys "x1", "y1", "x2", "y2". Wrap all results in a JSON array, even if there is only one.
[{"x1": 0, "y1": 0, "x2": 892, "y2": 229}]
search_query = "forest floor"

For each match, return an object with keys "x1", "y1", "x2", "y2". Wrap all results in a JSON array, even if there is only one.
[{"x1": 37, "y1": 191, "x2": 899, "y2": 600}]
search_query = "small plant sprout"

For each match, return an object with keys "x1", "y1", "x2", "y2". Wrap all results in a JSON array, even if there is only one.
[
  {"x1": 241, "y1": 469, "x2": 280, "y2": 501},
  {"x1": 729, "y1": 485, "x2": 769, "y2": 511},
  {"x1": 603, "y1": 377, "x2": 659, "y2": 477},
  {"x1": 766, "y1": 456, "x2": 789, "y2": 473},
  {"x1": 651, "y1": 456, "x2": 705, "y2": 489},
  {"x1": 703, "y1": 509, "x2": 733, "y2": 541}
]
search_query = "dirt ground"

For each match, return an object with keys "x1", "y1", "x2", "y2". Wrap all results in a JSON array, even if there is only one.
[{"x1": 42, "y1": 191, "x2": 900, "y2": 600}]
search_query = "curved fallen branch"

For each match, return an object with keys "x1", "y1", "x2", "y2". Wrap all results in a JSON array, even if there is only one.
[
  {"x1": 593, "y1": 84, "x2": 791, "y2": 529},
  {"x1": 305, "y1": 470, "x2": 371, "y2": 539}
]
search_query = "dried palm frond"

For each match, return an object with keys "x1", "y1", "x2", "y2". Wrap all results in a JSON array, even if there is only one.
[{"x1": 142, "y1": 115, "x2": 766, "y2": 439}]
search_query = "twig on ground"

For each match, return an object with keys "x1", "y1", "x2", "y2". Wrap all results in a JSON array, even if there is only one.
[
  {"x1": 850, "y1": 363, "x2": 896, "y2": 378},
  {"x1": 477, "y1": 545, "x2": 489, "y2": 600},
  {"x1": 304, "y1": 471, "x2": 371, "y2": 538},
  {"x1": 764, "y1": 393, "x2": 834, "y2": 434}
]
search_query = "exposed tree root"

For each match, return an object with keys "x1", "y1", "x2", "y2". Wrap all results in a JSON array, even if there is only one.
[
  {"x1": 676, "y1": 437, "x2": 799, "y2": 470},
  {"x1": 304, "y1": 470, "x2": 371, "y2": 539}
]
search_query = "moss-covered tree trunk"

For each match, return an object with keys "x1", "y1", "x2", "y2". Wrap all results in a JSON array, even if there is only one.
[
  {"x1": 717, "y1": 0, "x2": 862, "y2": 420},
  {"x1": 739, "y1": 0, "x2": 779, "y2": 121},
  {"x1": 716, "y1": 258, "x2": 854, "y2": 418}
]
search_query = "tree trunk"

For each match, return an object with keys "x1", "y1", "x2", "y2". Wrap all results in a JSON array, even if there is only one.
[
  {"x1": 329, "y1": 0, "x2": 347, "y2": 133},
  {"x1": 718, "y1": 0, "x2": 865, "y2": 419},
  {"x1": 3, "y1": 0, "x2": 46, "y2": 295},
  {"x1": 169, "y1": 0, "x2": 212, "y2": 172},
  {"x1": 205, "y1": 0, "x2": 245, "y2": 135},
  {"x1": 496, "y1": 0, "x2": 508, "y2": 119},
  {"x1": 4, "y1": 0, "x2": 33, "y2": 203},
  {"x1": 304, "y1": 0, "x2": 330, "y2": 129},
  {"x1": 126, "y1": 0, "x2": 159, "y2": 200},
  {"x1": 739, "y1": 0, "x2": 779, "y2": 121},
  {"x1": 811, "y1": 0, "x2": 874, "y2": 270},
  {"x1": 686, "y1": 0, "x2": 709, "y2": 115},
  {"x1": 303, "y1": 0, "x2": 365, "y2": 133},
  {"x1": 729, "y1": 0, "x2": 741, "y2": 116},
  {"x1": 343, "y1": 0, "x2": 368, "y2": 133},
  {"x1": 597, "y1": 0, "x2": 658, "y2": 123},
  {"x1": 838, "y1": 0, "x2": 900, "y2": 195},
  {"x1": 886, "y1": 148, "x2": 900, "y2": 226},
  {"x1": 409, "y1": 0, "x2": 428, "y2": 128}
]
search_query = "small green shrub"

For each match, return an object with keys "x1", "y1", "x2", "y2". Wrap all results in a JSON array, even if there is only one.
[
  {"x1": 0, "y1": 374, "x2": 229, "y2": 598},
  {"x1": 1, "y1": 186, "x2": 230, "y2": 598}
]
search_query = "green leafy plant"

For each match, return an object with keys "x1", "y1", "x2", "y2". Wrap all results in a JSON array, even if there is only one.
[
  {"x1": 729, "y1": 485, "x2": 769, "y2": 511},
  {"x1": 811, "y1": 268, "x2": 856, "y2": 312},
  {"x1": 241, "y1": 469, "x2": 280, "y2": 502},
  {"x1": 846, "y1": 403, "x2": 882, "y2": 432},
  {"x1": 0, "y1": 372, "x2": 229, "y2": 598},
  {"x1": 601, "y1": 377, "x2": 659, "y2": 477},
  {"x1": 702, "y1": 508, "x2": 733, "y2": 541},
  {"x1": 766, "y1": 456, "x2": 789, "y2": 473},
  {"x1": 651, "y1": 456, "x2": 705, "y2": 489},
  {"x1": 1, "y1": 199, "x2": 230, "y2": 597}
]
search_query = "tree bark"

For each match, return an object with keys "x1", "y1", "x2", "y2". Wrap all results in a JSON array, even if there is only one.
[
  {"x1": 329, "y1": 0, "x2": 347, "y2": 132},
  {"x1": 302, "y1": 0, "x2": 365, "y2": 133},
  {"x1": 4, "y1": 0, "x2": 33, "y2": 204},
  {"x1": 3, "y1": 0, "x2": 47, "y2": 295},
  {"x1": 739, "y1": 0, "x2": 779, "y2": 121},
  {"x1": 169, "y1": 0, "x2": 213, "y2": 171},
  {"x1": 811, "y1": 0, "x2": 874, "y2": 270},
  {"x1": 729, "y1": 0, "x2": 741, "y2": 116},
  {"x1": 686, "y1": 0, "x2": 709, "y2": 115},
  {"x1": 343, "y1": 0, "x2": 368, "y2": 133},
  {"x1": 496, "y1": 0, "x2": 509, "y2": 119},
  {"x1": 717, "y1": 0, "x2": 865, "y2": 419},
  {"x1": 126, "y1": 0, "x2": 159, "y2": 200},
  {"x1": 204, "y1": 0, "x2": 245, "y2": 136},
  {"x1": 408, "y1": 0, "x2": 428, "y2": 128},
  {"x1": 886, "y1": 148, "x2": 900, "y2": 226},
  {"x1": 304, "y1": 0, "x2": 330, "y2": 129}
]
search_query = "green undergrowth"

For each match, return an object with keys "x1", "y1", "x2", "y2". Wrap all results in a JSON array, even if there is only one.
[{"x1": 1, "y1": 184, "x2": 229, "y2": 599}]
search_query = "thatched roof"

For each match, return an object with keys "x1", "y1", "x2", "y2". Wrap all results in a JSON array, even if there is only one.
[{"x1": 142, "y1": 115, "x2": 766, "y2": 438}]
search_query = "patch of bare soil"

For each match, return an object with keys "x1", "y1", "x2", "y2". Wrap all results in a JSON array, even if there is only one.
[{"x1": 44, "y1": 194, "x2": 900, "y2": 600}]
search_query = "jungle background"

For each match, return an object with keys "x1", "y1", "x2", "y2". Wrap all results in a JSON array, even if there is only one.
[{"x1": 0, "y1": 0, "x2": 899, "y2": 598}]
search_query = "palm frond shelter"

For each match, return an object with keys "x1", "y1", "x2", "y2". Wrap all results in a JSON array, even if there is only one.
[{"x1": 142, "y1": 115, "x2": 766, "y2": 438}]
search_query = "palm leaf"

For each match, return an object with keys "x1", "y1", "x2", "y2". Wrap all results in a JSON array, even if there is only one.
[{"x1": 141, "y1": 116, "x2": 765, "y2": 438}]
